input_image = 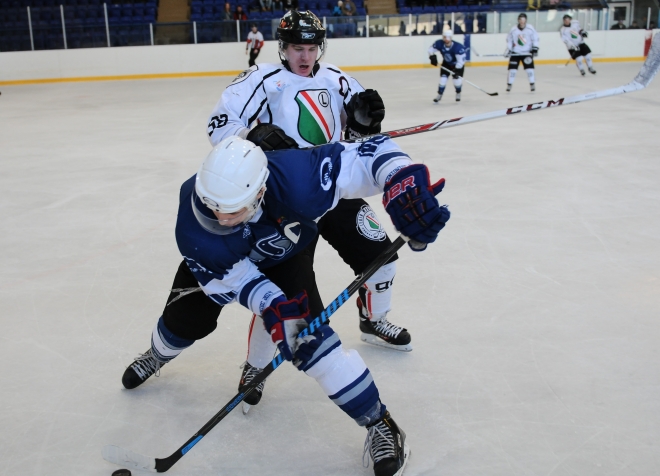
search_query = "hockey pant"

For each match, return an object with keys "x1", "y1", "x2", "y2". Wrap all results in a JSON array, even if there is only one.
[
  {"x1": 569, "y1": 44, "x2": 593, "y2": 72},
  {"x1": 150, "y1": 241, "x2": 386, "y2": 426},
  {"x1": 508, "y1": 55, "x2": 535, "y2": 85},
  {"x1": 439, "y1": 64, "x2": 463, "y2": 94}
]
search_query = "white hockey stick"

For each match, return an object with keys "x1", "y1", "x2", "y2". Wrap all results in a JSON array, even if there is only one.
[
  {"x1": 354, "y1": 34, "x2": 660, "y2": 143},
  {"x1": 439, "y1": 64, "x2": 498, "y2": 96}
]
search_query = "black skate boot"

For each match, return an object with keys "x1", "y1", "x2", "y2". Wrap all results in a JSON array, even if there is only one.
[
  {"x1": 238, "y1": 361, "x2": 267, "y2": 415},
  {"x1": 530, "y1": 83, "x2": 536, "y2": 91},
  {"x1": 122, "y1": 348, "x2": 167, "y2": 389},
  {"x1": 433, "y1": 93, "x2": 443, "y2": 103},
  {"x1": 589, "y1": 67, "x2": 597, "y2": 74},
  {"x1": 506, "y1": 83, "x2": 512, "y2": 92},
  {"x1": 364, "y1": 411, "x2": 410, "y2": 476},
  {"x1": 357, "y1": 295, "x2": 412, "y2": 352}
]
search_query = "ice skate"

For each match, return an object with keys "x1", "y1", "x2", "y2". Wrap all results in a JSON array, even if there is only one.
[
  {"x1": 580, "y1": 69, "x2": 586, "y2": 76},
  {"x1": 506, "y1": 83, "x2": 512, "y2": 92},
  {"x1": 530, "y1": 83, "x2": 536, "y2": 91},
  {"x1": 455, "y1": 92, "x2": 461, "y2": 102},
  {"x1": 238, "y1": 361, "x2": 267, "y2": 415},
  {"x1": 364, "y1": 411, "x2": 410, "y2": 476},
  {"x1": 358, "y1": 298, "x2": 412, "y2": 352},
  {"x1": 589, "y1": 67, "x2": 597, "y2": 74},
  {"x1": 122, "y1": 348, "x2": 167, "y2": 389},
  {"x1": 433, "y1": 94, "x2": 443, "y2": 103}
]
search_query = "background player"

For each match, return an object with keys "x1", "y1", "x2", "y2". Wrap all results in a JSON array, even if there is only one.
[
  {"x1": 246, "y1": 23, "x2": 264, "y2": 67},
  {"x1": 505, "y1": 13, "x2": 540, "y2": 92},
  {"x1": 206, "y1": 11, "x2": 412, "y2": 411},
  {"x1": 428, "y1": 30, "x2": 466, "y2": 103},
  {"x1": 560, "y1": 14, "x2": 596, "y2": 76},
  {"x1": 124, "y1": 135, "x2": 450, "y2": 476}
]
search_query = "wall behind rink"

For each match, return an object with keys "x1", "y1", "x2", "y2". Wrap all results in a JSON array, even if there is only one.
[{"x1": 0, "y1": 29, "x2": 652, "y2": 85}]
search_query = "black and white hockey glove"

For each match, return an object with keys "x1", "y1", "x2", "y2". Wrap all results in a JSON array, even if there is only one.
[
  {"x1": 246, "y1": 123, "x2": 299, "y2": 151},
  {"x1": 504, "y1": 49, "x2": 512, "y2": 58},
  {"x1": 262, "y1": 292, "x2": 311, "y2": 362},
  {"x1": 429, "y1": 54, "x2": 438, "y2": 66},
  {"x1": 580, "y1": 30, "x2": 588, "y2": 38},
  {"x1": 345, "y1": 89, "x2": 385, "y2": 136},
  {"x1": 531, "y1": 46, "x2": 539, "y2": 57}
]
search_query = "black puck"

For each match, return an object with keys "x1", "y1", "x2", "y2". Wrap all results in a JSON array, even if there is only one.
[{"x1": 112, "y1": 470, "x2": 132, "y2": 476}]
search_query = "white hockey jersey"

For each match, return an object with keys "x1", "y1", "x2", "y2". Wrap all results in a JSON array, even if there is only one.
[
  {"x1": 560, "y1": 20, "x2": 585, "y2": 49},
  {"x1": 207, "y1": 62, "x2": 365, "y2": 147},
  {"x1": 246, "y1": 31, "x2": 264, "y2": 50},
  {"x1": 506, "y1": 24, "x2": 540, "y2": 55}
]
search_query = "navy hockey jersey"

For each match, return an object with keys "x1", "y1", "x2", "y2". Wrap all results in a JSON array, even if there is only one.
[{"x1": 428, "y1": 40, "x2": 467, "y2": 68}]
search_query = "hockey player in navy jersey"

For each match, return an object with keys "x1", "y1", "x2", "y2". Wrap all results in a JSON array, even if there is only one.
[
  {"x1": 123, "y1": 135, "x2": 450, "y2": 475},
  {"x1": 205, "y1": 10, "x2": 414, "y2": 413},
  {"x1": 428, "y1": 30, "x2": 466, "y2": 103}
]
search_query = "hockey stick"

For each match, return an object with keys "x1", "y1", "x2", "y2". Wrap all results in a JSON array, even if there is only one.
[
  {"x1": 468, "y1": 46, "x2": 506, "y2": 57},
  {"x1": 103, "y1": 235, "x2": 409, "y2": 473},
  {"x1": 439, "y1": 64, "x2": 499, "y2": 96},
  {"x1": 348, "y1": 33, "x2": 660, "y2": 143}
]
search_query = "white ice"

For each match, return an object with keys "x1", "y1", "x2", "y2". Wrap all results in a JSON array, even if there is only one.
[{"x1": 1, "y1": 61, "x2": 659, "y2": 476}]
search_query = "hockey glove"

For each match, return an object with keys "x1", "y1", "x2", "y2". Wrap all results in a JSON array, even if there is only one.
[
  {"x1": 246, "y1": 123, "x2": 299, "y2": 151},
  {"x1": 504, "y1": 49, "x2": 512, "y2": 58},
  {"x1": 383, "y1": 164, "x2": 450, "y2": 252},
  {"x1": 345, "y1": 89, "x2": 385, "y2": 135},
  {"x1": 531, "y1": 46, "x2": 539, "y2": 57},
  {"x1": 429, "y1": 54, "x2": 438, "y2": 66},
  {"x1": 292, "y1": 324, "x2": 333, "y2": 371},
  {"x1": 580, "y1": 30, "x2": 588, "y2": 38},
  {"x1": 262, "y1": 292, "x2": 311, "y2": 362}
]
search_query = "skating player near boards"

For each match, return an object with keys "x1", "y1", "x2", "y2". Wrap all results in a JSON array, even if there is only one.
[
  {"x1": 123, "y1": 134, "x2": 450, "y2": 475},
  {"x1": 505, "y1": 13, "x2": 540, "y2": 92},
  {"x1": 560, "y1": 14, "x2": 597, "y2": 76},
  {"x1": 428, "y1": 30, "x2": 466, "y2": 103},
  {"x1": 204, "y1": 11, "x2": 414, "y2": 410}
]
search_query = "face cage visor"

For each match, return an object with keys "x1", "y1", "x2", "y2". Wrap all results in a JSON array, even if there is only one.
[{"x1": 191, "y1": 191, "x2": 264, "y2": 236}]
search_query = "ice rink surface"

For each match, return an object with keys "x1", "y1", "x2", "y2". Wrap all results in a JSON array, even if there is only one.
[{"x1": 1, "y1": 60, "x2": 659, "y2": 476}]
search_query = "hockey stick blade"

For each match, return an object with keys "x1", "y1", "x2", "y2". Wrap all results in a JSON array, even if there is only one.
[
  {"x1": 103, "y1": 236, "x2": 408, "y2": 473},
  {"x1": 348, "y1": 33, "x2": 660, "y2": 143},
  {"x1": 102, "y1": 445, "x2": 157, "y2": 473}
]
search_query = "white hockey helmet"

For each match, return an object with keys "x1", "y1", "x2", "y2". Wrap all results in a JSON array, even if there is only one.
[
  {"x1": 442, "y1": 29, "x2": 453, "y2": 40},
  {"x1": 193, "y1": 136, "x2": 269, "y2": 235}
]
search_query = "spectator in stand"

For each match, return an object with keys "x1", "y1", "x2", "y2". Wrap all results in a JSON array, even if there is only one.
[
  {"x1": 399, "y1": 20, "x2": 406, "y2": 36},
  {"x1": 223, "y1": 2, "x2": 233, "y2": 20},
  {"x1": 283, "y1": 0, "x2": 298, "y2": 11},
  {"x1": 234, "y1": 5, "x2": 248, "y2": 20},
  {"x1": 273, "y1": 0, "x2": 283, "y2": 8},
  {"x1": 342, "y1": 0, "x2": 356, "y2": 16},
  {"x1": 260, "y1": 0, "x2": 273, "y2": 11},
  {"x1": 610, "y1": 19, "x2": 626, "y2": 29},
  {"x1": 629, "y1": 19, "x2": 640, "y2": 29},
  {"x1": 332, "y1": 1, "x2": 344, "y2": 16}
]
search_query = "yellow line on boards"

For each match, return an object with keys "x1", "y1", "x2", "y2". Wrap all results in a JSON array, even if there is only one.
[{"x1": 0, "y1": 57, "x2": 646, "y2": 86}]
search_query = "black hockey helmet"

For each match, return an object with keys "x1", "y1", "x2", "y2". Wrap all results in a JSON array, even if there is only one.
[
  {"x1": 562, "y1": 14, "x2": 572, "y2": 20},
  {"x1": 518, "y1": 12, "x2": 527, "y2": 19},
  {"x1": 277, "y1": 10, "x2": 326, "y2": 45}
]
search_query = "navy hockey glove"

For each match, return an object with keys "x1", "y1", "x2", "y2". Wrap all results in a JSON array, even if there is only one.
[
  {"x1": 246, "y1": 123, "x2": 299, "y2": 151},
  {"x1": 580, "y1": 30, "x2": 588, "y2": 38},
  {"x1": 429, "y1": 54, "x2": 438, "y2": 66},
  {"x1": 383, "y1": 164, "x2": 450, "y2": 252},
  {"x1": 292, "y1": 324, "x2": 334, "y2": 371},
  {"x1": 531, "y1": 46, "x2": 539, "y2": 57},
  {"x1": 345, "y1": 89, "x2": 385, "y2": 135},
  {"x1": 262, "y1": 292, "x2": 311, "y2": 362}
]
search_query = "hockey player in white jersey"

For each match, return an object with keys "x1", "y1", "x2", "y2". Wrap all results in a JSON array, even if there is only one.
[
  {"x1": 206, "y1": 11, "x2": 412, "y2": 411},
  {"x1": 505, "y1": 13, "x2": 540, "y2": 92},
  {"x1": 122, "y1": 135, "x2": 450, "y2": 475},
  {"x1": 428, "y1": 30, "x2": 466, "y2": 103},
  {"x1": 560, "y1": 14, "x2": 596, "y2": 76}
]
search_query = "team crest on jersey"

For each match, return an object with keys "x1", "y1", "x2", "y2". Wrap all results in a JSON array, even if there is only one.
[
  {"x1": 274, "y1": 79, "x2": 289, "y2": 92},
  {"x1": 295, "y1": 89, "x2": 335, "y2": 145},
  {"x1": 570, "y1": 30, "x2": 579, "y2": 39},
  {"x1": 356, "y1": 204, "x2": 386, "y2": 241},
  {"x1": 517, "y1": 35, "x2": 526, "y2": 46}
]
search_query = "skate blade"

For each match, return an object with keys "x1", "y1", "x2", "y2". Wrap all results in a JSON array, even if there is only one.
[
  {"x1": 394, "y1": 444, "x2": 411, "y2": 476},
  {"x1": 360, "y1": 333, "x2": 412, "y2": 352},
  {"x1": 242, "y1": 402, "x2": 251, "y2": 415}
]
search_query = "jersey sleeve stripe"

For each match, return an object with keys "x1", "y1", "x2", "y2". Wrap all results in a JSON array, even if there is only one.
[
  {"x1": 238, "y1": 69, "x2": 281, "y2": 119},
  {"x1": 247, "y1": 97, "x2": 269, "y2": 125},
  {"x1": 371, "y1": 151, "x2": 411, "y2": 181}
]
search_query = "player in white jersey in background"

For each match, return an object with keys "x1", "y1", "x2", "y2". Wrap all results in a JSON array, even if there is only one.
[
  {"x1": 505, "y1": 13, "x2": 540, "y2": 92},
  {"x1": 206, "y1": 10, "x2": 411, "y2": 410},
  {"x1": 428, "y1": 30, "x2": 466, "y2": 103},
  {"x1": 560, "y1": 14, "x2": 596, "y2": 76},
  {"x1": 246, "y1": 24, "x2": 264, "y2": 67}
]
